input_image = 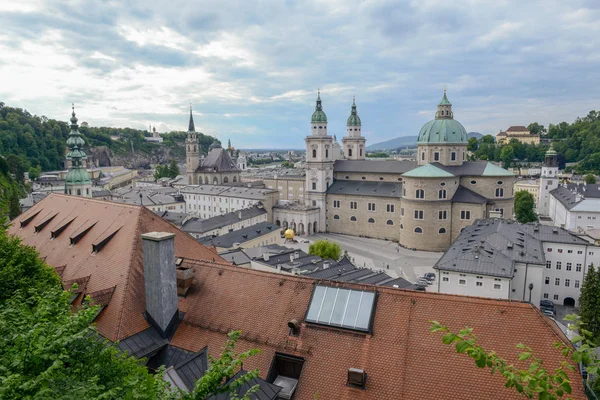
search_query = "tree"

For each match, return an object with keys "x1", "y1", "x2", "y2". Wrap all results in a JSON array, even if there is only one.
[
  {"x1": 579, "y1": 264, "x2": 600, "y2": 342},
  {"x1": 169, "y1": 159, "x2": 180, "y2": 177},
  {"x1": 430, "y1": 315, "x2": 600, "y2": 399},
  {"x1": 500, "y1": 146, "x2": 515, "y2": 168},
  {"x1": 184, "y1": 330, "x2": 261, "y2": 400},
  {"x1": 584, "y1": 174, "x2": 597, "y2": 184},
  {"x1": 154, "y1": 162, "x2": 179, "y2": 180},
  {"x1": 28, "y1": 165, "x2": 41, "y2": 181},
  {"x1": 467, "y1": 137, "x2": 478, "y2": 152},
  {"x1": 514, "y1": 190, "x2": 538, "y2": 223},
  {"x1": 308, "y1": 240, "x2": 342, "y2": 260},
  {"x1": 527, "y1": 122, "x2": 546, "y2": 135}
]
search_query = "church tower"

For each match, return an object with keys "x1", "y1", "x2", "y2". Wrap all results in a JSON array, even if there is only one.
[
  {"x1": 305, "y1": 91, "x2": 333, "y2": 233},
  {"x1": 64, "y1": 105, "x2": 92, "y2": 198},
  {"x1": 186, "y1": 105, "x2": 200, "y2": 185},
  {"x1": 342, "y1": 97, "x2": 366, "y2": 160},
  {"x1": 538, "y1": 144, "x2": 559, "y2": 216}
]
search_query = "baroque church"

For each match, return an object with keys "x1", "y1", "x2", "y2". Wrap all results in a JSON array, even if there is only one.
[{"x1": 184, "y1": 90, "x2": 515, "y2": 251}]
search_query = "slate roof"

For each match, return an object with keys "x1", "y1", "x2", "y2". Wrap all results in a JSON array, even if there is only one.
[
  {"x1": 434, "y1": 219, "x2": 590, "y2": 278},
  {"x1": 155, "y1": 210, "x2": 188, "y2": 227},
  {"x1": 182, "y1": 204, "x2": 267, "y2": 235},
  {"x1": 8, "y1": 194, "x2": 224, "y2": 341},
  {"x1": 208, "y1": 370, "x2": 281, "y2": 400},
  {"x1": 196, "y1": 147, "x2": 240, "y2": 173},
  {"x1": 181, "y1": 185, "x2": 278, "y2": 200},
  {"x1": 506, "y1": 126, "x2": 529, "y2": 132},
  {"x1": 452, "y1": 185, "x2": 488, "y2": 204},
  {"x1": 147, "y1": 346, "x2": 208, "y2": 391},
  {"x1": 551, "y1": 183, "x2": 600, "y2": 210},
  {"x1": 326, "y1": 180, "x2": 402, "y2": 198},
  {"x1": 198, "y1": 222, "x2": 279, "y2": 248},
  {"x1": 333, "y1": 159, "x2": 416, "y2": 174},
  {"x1": 111, "y1": 187, "x2": 183, "y2": 207}
]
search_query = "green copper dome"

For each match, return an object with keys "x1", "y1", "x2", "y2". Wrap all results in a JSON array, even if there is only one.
[
  {"x1": 346, "y1": 98, "x2": 361, "y2": 126},
  {"x1": 417, "y1": 119, "x2": 468, "y2": 145},
  {"x1": 65, "y1": 105, "x2": 91, "y2": 187},
  {"x1": 65, "y1": 168, "x2": 91, "y2": 185},
  {"x1": 439, "y1": 91, "x2": 451, "y2": 105},
  {"x1": 311, "y1": 91, "x2": 327, "y2": 123}
]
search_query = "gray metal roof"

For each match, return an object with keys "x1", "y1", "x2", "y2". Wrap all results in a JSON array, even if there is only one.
[
  {"x1": 432, "y1": 161, "x2": 488, "y2": 176},
  {"x1": 434, "y1": 219, "x2": 591, "y2": 277},
  {"x1": 327, "y1": 180, "x2": 402, "y2": 198},
  {"x1": 196, "y1": 147, "x2": 240, "y2": 173},
  {"x1": 117, "y1": 325, "x2": 169, "y2": 358},
  {"x1": 198, "y1": 221, "x2": 279, "y2": 248},
  {"x1": 219, "y1": 249, "x2": 252, "y2": 265},
  {"x1": 181, "y1": 204, "x2": 267, "y2": 234},
  {"x1": 154, "y1": 210, "x2": 188, "y2": 227},
  {"x1": 334, "y1": 159, "x2": 416, "y2": 174},
  {"x1": 146, "y1": 345, "x2": 208, "y2": 391},
  {"x1": 111, "y1": 187, "x2": 182, "y2": 206},
  {"x1": 181, "y1": 185, "x2": 278, "y2": 200},
  {"x1": 551, "y1": 183, "x2": 600, "y2": 210},
  {"x1": 452, "y1": 185, "x2": 488, "y2": 204},
  {"x1": 208, "y1": 370, "x2": 281, "y2": 400}
]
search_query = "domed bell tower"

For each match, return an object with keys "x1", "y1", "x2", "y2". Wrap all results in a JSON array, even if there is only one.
[
  {"x1": 342, "y1": 97, "x2": 366, "y2": 160},
  {"x1": 305, "y1": 91, "x2": 333, "y2": 233},
  {"x1": 538, "y1": 144, "x2": 559, "y2": 216},
  {"x1": 186, "y1": 105, "x2": 200, "y2": 184}
]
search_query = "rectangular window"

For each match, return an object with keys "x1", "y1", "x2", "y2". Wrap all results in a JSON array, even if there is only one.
[
  {"x1": 575, "y1": 280, "x2": 580, "y2": 288},
  {"x1": 305, "y1": 286, "x2": 375, "y2": 332},
  {"x1": 558, "y1": 249, "x2": 563, "y2": 253},
  {"x1": 460, "y1": 210, "x2": 471, "y2": 220},
  {"x1": 312, "y1": 182, "x2": 316, "y2": 190},
  {"x1": 476, "y1": 281, "x2": 483, "y2": 287},
  {"x1": 565, "y1": 279, "x2": 570, "y2": 287},
  {"x1": 451, "y1": 152, "x2": 456, "y2": 161},
  {"x1": 543, "y1": 293, "x2": 549, "y2": 299},
  {"x1": 442, "y1": 277, "x2": 449, "y2": 282},
  {"x1": 458, "y1": 279, "x2": 466, "y2": 285},
  {"x1": 438, "y1": 210, "x2": 447, "y2": 220},
  {"x1": 568, "y1": 250, "x2": 573, "y2": 254},
  {"x1": 576, "y1": 264, "x2": 582, "y2": 272},
  {"x1": 434, "y1": 152, "x2": 440, "y2": 161},
  {"x1": 566, "y1": 263, "x2": 572, "y2": 271},
  {"x1": 545, "y1": 277, "x2": 549, "y2": 284},
  {"x1": 368, "y1": 203, "x2": 376, "y2": 211},
  {"x1": 578, "y1": 250, "x2": 583, "y2": 254},
  {"x1": 386, "y1": 204, "x2": 395, "y2": 213},
  {"x1": 547, "y1": 248, "x2": 552, "y2": 252},
  {"x1": 350, "y1": 202, "x2": 357, "y2": 210},
  {"x1": 401, "y1": 207, "x2": 404, "y2": 216},
  {"x1": 555, "y1": 278, "x2": 560, "y2": 286},
  {"x1": 414, "y1": 210, "x2": 424, "y2": 220},
  {"x1": 493, "y1": 284, "x2": 501, "y2": 290},
  {"x1": 590, "y1": 252, "x2": 595, "y2": 256},
  {"x1": 546, "y1": 261, "x2": 551, "y2": 269},
  {"x1": 556, "y1": 262, "x2": 562, "y2": 270},
  {"x1": 554, "y1": 294, "x2": 559, "y2": 300},
  {"x1": 333, "y1": 200, "x2": 340, "y2": 208}
]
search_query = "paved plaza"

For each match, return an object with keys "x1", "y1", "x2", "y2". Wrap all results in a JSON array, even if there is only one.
[{"x1": 284, "y1": 232, "x2": 443, "y2": 283}]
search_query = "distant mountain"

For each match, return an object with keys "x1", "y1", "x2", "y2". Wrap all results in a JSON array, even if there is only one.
[
  {"x1": 468, "y1": 132, "x2": 483, "y2": 139},
  {"x1": 367, "y1": 136, "x2": 417, "y2": 151}
]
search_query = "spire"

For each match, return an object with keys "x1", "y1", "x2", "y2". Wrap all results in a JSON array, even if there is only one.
[
  {"x1": 439, "y1": 86, "x2": 451, "y2": 105},
  {"x1": 436, "y1": 88, "x2": 453, "y2": 120},
  {"x1": 311, "y1": 90, "x2": 327, "y2": 123},
  {"x1": 346, "y1": 97, "x2": 361, "y2": 127},
  {"x1": 65, "y1": 104, "x2": 91, "y2": 193},
  {"x1": 188, "y1": 104, "x2": 195, "y2": 132},
  {"x1": 315, "y1": 90, "x2": 322, "y2": 111},
  {"x1": 228, "y1": 138, "x2": 231, "y2": 149}
]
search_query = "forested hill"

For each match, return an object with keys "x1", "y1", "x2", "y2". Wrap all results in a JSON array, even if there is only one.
[
  {"x1": 0, "y1": 156, "x2": 24, "y2": 221},
  {"x1": 0, "y1": 102, "x2": 217, "y2": 173}
]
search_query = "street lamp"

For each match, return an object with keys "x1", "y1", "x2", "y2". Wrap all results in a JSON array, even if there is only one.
[{"x1": 528, "y1": 283, "x2": 534, "y2": 303}]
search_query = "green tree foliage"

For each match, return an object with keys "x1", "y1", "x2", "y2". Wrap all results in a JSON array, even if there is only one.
[
  {"x1": 527, "y1": 122, "x2": 546, "y2": 135},
  {"x1": 584, "y1": 174, "x2": 597, "y2": 184},
  {"x1": 467, "y1": 137, "x2": 478, "y2": 152},
  {"x1": 28, "y1": 165, "x2": 41, "y2": 181},
  {"x1": 154, "y1": 161, "x2": 180, "y2": 180},
  {"x1": 500, "y1": 145, "x2": 515, "y2": 168},
  {"x1": 431, "y1": 314, "x2": 600, "y2": 399},
  {"x1": 184, "y1": 330, "x2": 261, "y2": 400},
  {"x1": 0, "y1": 156, "x2": 25, "y2": 222},
  {"x1": 281, "y1": 161, "x2": 295, "y2": 168},
  {"x1": 308, "y1": 240, "x2": 342, "y2": 260},
  {"x1": 366, "y1": 152, "x2": 389, "y2": 158},
  {"x1": 579, "y1": 264, "x2": 600, "y2": 343},
  {"x1": 514, "y1": 190, "x2": 538, "y2": 223}
]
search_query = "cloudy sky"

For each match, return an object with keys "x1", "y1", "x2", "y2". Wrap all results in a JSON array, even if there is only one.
[{"x1": 1, "y1": 0, "x2": 599, "y2": 149}]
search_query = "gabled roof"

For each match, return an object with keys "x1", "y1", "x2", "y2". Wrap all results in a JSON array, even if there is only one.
[
  {"x1": 452, "y1": 185, "x2": 488, "y2": 204},
  {"x1": 551, "y1": 183, "x2": 600, "y2": 210},
  {"x1": 8, "y1": 194, "x2": 224, "y2": 341},
  {"x1": 506, "y1": 126, "x2": 529, "y2": 132},
  {"x1": 198, "y1": 222, "x2": 279, "y2": 249},
  {"x1": 402, "y1": 163, "x2": 454, "y2": 178},
  {"x1": 197, "y1": 147, "x2": 240, "y2": 173},
  {"x1": 182, "y1": 204, "x2": 267, "y2": 235},
  {"x1": 326, "y1": 180, "x2": 402, "y2": 198}
]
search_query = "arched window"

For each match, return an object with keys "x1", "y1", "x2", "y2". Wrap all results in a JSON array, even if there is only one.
[
  {"x1": 326, "y1": 149, "x2": 329, "y2": 158},
  {"x1": 312, "y1": 149, "x2": 317, "y2": 158},
  {"x1": 414, "y1": 227, "x2": 423, "y2": 234},
  {"x1": 348, "y1": 149, "x2": 353, "y2": 157},
  {"x1": 205, "y1": 177, "x2": 209, "y2": 184},
  {"x1": 361, "y1": 176, "x2": 366, "y2": 180},
  {"x1": 193, "y1": 145, "x2": 196, "y2": 152},
  {"x1": 233, "y1": 176, "x2": 237, "y2": 183},
  {"x1": 421, "y1": 152, "x2": 425, "y2": 160},
  {"x1": 386, "y1": 220, "x2": 394, "y2": 225},
  {"x1": 368, "y1": 218, "x2": 375, "y2": 224},
  {"x1": 213, "y1": 177, "x2": 218, "y2": 184},
  {"x1": 446, "y1": 110, "x2": 449, "y2": 115},
  {"x1": 416, "y1": 189, "x2": 424, "y2": 199},
  {"x1": 77, "y1": 189, "x2": 81, "y2": 196},
  {"x1": 223, "y1": 177, "x2": 229, "y2": 183},
  {"x1": 439, "y1": 227, "x2": 447, "y2": 234},
  {"x1": 350, "y1": 216, "x2": 357, "y2": 221},
  {"x1": 438, "y1": 189, "x2": 447, "y2": 199},
  {"x1": 334, "y1": 215, "x2": 340, "y2": 220}
]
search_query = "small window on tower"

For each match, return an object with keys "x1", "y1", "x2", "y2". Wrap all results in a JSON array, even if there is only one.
[{"x1": 312, "y1": 149, "x2": 316, "y2": 158}]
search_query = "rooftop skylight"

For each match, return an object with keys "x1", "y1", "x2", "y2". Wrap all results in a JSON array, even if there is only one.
[{"x1": 306, "y1": 285, "x2": 376, "y2": 332}]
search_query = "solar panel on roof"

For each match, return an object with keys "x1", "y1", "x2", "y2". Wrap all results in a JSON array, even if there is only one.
[{"x1": 306, "y1": 286, "x2": 376, "y2": 332}]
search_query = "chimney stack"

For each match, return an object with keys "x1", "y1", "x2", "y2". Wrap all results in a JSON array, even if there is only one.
[{"x1": 141, "y1": 232, "x2": 179, "y2": 338}]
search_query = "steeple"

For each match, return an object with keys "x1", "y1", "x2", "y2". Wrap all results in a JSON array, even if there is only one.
[
  {"x1": 435, "y1": 87, "x2": 453, "y2": 119},
  {"x1": 311, "y1": 90, "x2": 327, "y2": 124},
  {"x1": 188, "y1": 104, "x2": 195, "y2": 132},
  {"x1": 346, "y1": 96, "x2": 361, "y2": 127},
  {"x1": 64, "y1": 104, "x2": 92, "y2": 197}
]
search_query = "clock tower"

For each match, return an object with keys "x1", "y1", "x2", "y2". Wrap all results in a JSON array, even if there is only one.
[{"x1": 305, "y1": 91, "x2": 333, "y2": 233}]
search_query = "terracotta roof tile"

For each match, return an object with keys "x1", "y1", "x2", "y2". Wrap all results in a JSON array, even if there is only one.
[{"x1": 8, "y1": 194, "x2": 225, "y2": 341}]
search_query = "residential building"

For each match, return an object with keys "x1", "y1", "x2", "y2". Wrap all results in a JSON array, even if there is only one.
[
  {"x1": 434, "y1": 219, "x2": 600, "y2": 307},
  {"x1": 496, "y1": 126, "x2": 541, "y2": 145},
  {"x1": 181, "y1": 204, "x2": 268, "y2": 239},
  {"x1": 9, "y1": 198, "x2": 586, "y2": 399},
  {"x1": 110, "y1": 187, "x2": 186, "y2": 213},
  {"x1": 198, "y1": 221, "x2": 280, "y2": 252},
  {"x1": 549, "y1": 182, "x2": 600, "y2": 233}
]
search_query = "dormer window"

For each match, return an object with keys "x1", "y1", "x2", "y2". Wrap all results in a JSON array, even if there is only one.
[{"x1": 267, "y1": 353, "x2": 304, "y2": 400}]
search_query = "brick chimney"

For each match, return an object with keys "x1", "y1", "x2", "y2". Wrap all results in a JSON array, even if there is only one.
[{"x1": 141, "y1": 232, "x2": 179, "y2": 338}]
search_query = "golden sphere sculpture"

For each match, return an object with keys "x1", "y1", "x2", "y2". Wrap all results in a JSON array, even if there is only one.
[{"x1": 284, "y1": 229, "x2": 295, "y2": 240}]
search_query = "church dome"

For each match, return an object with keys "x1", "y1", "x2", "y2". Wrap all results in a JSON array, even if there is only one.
[
  {"x1": 346, "y1": 98, "x2": 361, "y2": 126},
  {"x1": 65, "y1": 166, "x2": 91, "y2": 185},
  {"x1": 311, "y1": 91, "x2": 327, "y2": 123},
  {"x1": 417, "y1": 89, "x2": 468, "y2": 145}
]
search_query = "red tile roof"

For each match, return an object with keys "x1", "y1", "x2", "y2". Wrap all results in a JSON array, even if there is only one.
[
  {"x1": 8, "y1": 194, "x2": 225, "y2": 341},
  {"x1": 172, "y1": 259, "x2": 585, "y2": 400},
  {"x1": 506, "y1": 126, "x2": 529, "y2": 132}
]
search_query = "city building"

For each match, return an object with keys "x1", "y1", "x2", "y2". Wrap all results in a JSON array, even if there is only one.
[
  {"x1": 549, "y1": 182, "x2": 600, "y2": 233},
  {"x1": 496, "y1": 126, "x2": 541, "y2": 145},
  {"x1": 181, "y1": 204, "x2": 268, "y2": 239},
  {"x1": 198, "y1": 221, "x2": 280, "y2": 252},
  {"x1": 434, "y1": 219, "x2": 600, "y2": 307},
  {"x1": 64, "y1": 105, "x2": 92, "y2": 198},
  {"x1": 9, "y1": 199, "x2": 585, "y2": 399},
  {"x1": 110, "y1": 187, "x2": 186, "y2": 213}
]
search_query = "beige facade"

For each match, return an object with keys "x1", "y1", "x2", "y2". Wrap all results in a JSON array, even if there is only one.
[
  {"x1": 417, "y1": 144, "x2": 467, "y2": 166},
  {"x1": 496, "y1": 126, "x2": 541, "y2": 145},
  {"x1": 514, "y1": 179, "x2": 539, "y2": 208},
  {"x1": 273, "y1": 204, "x2": 320, "y2": 235},
  {"x1": 262, "y1": 176, "x2": 306, "y2": 203},
  {"x1": 333, "y1": 171, "x2": 404, "y2": 183}
]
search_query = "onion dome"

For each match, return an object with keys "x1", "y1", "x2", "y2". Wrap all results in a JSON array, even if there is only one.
[
  {"x1": 311, "y1": 91, "x2": 327, "y2": 123},
  {"x1": 417, "y1": 89, "x2": 468, "y2": 145},
  {"x1": 346, "y1": 97, "x2": 361, "y2": 127}
]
